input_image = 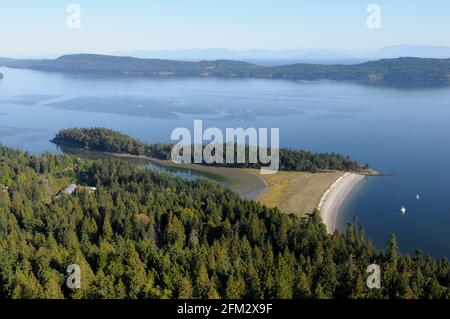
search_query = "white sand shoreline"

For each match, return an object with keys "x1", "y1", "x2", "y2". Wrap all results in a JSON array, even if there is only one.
[{"x1": 318, "y1": 173, "x2": 365, "y2": 233}]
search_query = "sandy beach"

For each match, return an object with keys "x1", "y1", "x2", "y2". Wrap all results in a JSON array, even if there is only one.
[{"x1": 318, "y1": 173, "x2": 365, "y2": 233}]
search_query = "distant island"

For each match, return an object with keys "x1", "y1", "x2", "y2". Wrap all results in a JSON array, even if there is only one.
[{"x1": 2, "y1": 54, "x2": 450, "y2": 82}]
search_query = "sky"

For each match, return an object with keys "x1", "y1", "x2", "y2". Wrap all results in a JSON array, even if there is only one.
[{"x1": 1, "y1": 0, "x2": 450, "y2": 58}]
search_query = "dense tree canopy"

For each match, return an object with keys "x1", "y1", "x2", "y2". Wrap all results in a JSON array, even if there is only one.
[
  {"x1": 0, "y1": 145, "x2": 449, "y2": 299},
  {"x1": 52, "y1": 128, "x2": 365, "y2": 173}
]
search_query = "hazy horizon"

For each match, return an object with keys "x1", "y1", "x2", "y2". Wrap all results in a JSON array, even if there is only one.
[
  {"x1": 4, "y1": 45, "x2": 450, "y2": 63},
  {"x1": 2, "y1": 1, "x2": 450, "y2": 58}
]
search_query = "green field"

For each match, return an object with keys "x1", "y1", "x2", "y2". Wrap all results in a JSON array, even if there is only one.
[{"x1": 247, "y1": 170, "x2": 344, "y2": 217}]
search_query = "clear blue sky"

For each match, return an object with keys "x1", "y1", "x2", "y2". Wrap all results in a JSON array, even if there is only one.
[{"x1": 1, "y1": 0, "x2": 450, "y2": 57}]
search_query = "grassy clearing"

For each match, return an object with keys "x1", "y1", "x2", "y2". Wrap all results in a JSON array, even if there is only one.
[{"x1": 247, "y1": 170, "x2": 344, "y2": 217}]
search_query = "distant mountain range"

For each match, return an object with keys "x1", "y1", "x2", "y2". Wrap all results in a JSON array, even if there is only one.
[
  {"x1": 112, "y1": 45, "x2": 450, "y2": 64},
  {"x1": 114, "y1": 48, "x2": 359, "y2": 65},
  {"x1": 1, "y1": 54, "x2": 450, "y2": 83},
  {"x1": 3, "y1": 45, "x2": 450, "y2": 65}
]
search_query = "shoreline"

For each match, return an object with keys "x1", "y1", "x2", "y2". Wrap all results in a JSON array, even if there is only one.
[
  {"x1": 148, "y1": 159, "x2": 268, "y2": 200},
  {"x1": 60, "y1": 148, "x2": 269, "y2": 200},
  {"x1": 318, "y1": 173, "x2": 365, "y2": 233}
]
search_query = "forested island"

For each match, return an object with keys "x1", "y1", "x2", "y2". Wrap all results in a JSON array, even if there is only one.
[
  {"x1": 0, "y1": 144, "x2": 449, "y2": 298},
  {"x1": 2, "y1": 54, "x2": 450, "y2": 82},
  {"x1": 52, "y1": 127, "x2": 366, "y2": 173}
]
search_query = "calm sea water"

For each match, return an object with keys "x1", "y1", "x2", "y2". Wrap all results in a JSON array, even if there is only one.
[{"x1": 1, "y1": 67, "x2": 450, "y2": 257}]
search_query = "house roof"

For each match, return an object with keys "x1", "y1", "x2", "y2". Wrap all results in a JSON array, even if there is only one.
[{"x1": 63, "y1": 184, "x2": 78, "y2": 194}]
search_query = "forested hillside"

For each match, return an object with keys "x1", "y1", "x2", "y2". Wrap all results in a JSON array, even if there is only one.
[
  {"x1": 2, "y1": 54, "x2": 450, "y2": 82},
  {"x1": 52, "y1": 127, "x2": 365, "y2": 173},
  {"x1": 0, "y1": 145, "x2": 449, "y2": 299}
]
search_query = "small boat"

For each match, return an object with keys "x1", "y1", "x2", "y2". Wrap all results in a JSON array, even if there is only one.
[
  {"x1": 416, "y1": 194, "x2": 420, "y2": 200},
  {"x1": 400, "y1": 206, "x2": 407, "y2": 215}
]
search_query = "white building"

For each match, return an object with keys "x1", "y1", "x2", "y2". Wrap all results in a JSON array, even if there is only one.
[{"x1": 63, "y1": 184, "x2": 78, "y2": 195}]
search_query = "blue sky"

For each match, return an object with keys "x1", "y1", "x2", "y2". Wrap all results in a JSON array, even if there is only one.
[{"x1": 1, "y1": 0, "x2": 450, "y2": 57}]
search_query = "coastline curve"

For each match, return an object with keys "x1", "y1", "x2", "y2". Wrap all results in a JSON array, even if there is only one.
[{"x1": 318, "y1": 173, "x2": 365, "y2": 233}]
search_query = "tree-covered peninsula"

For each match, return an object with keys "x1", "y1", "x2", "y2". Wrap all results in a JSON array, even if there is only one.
[{"x1": 52, "y1": 127, "x2": 366, "y2": 173}]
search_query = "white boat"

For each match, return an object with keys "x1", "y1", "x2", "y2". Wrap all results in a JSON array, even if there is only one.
[
  {"x1": 416, "y1": 194, "x2": 420, "y2": 200},
  {"x1": 400, "y1": 206, "x2": 407, "y2": 214}
]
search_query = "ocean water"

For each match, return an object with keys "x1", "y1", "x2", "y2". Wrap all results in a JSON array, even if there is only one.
[{"x1": 1, "y1": 66, "x2": 450, "y2": 257}]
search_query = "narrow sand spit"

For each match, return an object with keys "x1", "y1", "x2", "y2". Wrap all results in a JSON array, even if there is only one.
[{"x1": 318, "y1": 173, "x2": 365, "y2": 233}]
